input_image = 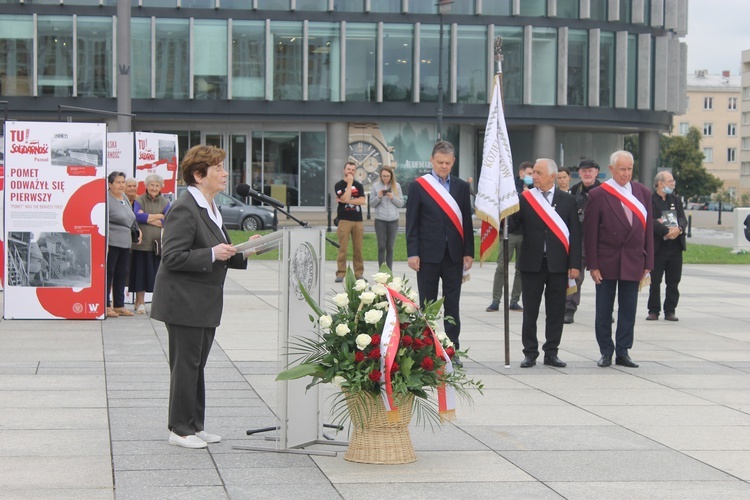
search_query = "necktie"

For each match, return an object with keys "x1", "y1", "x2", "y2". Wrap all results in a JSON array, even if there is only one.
[
  {"x1": 543, "y1": 191, "x2": 551, "y2": 204},
  {"x1": 622, "y1": 203, "x2": 633, "y2": 225}
]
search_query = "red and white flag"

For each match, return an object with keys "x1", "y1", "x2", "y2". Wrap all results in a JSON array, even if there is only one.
[{"x1": 475, "y1": 74, "x2": 519, "y2": 263}]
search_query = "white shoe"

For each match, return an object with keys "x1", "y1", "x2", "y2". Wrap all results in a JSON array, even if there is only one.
[
  {"x1": 168, "y1": 431, "x2": 207, "y2": 449},
  {"x1": 195, "y1": 430, "x2": 221, "y2": 443}
]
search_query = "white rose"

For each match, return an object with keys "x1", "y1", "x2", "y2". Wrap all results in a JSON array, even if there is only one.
[
  {"x1": 371, "y1": 284, "x2": 387, "y2": 296},
  {"x1": 319, "y1": 315, "x2": 333, "y2": 329},
  {"x1": 335, "y1": 323, "x2": 350, "y2": 336},
  {"x1": 364, "y1": 309, "x2": 384, "y2": 325},
  {"x1": 332, "y1": 375, "x2": 346, "y2": 387},
  {"x1": 355, "y1": 334, "x2": 372, "y2": 350},
  {"x1": 437, "y1": 331, "x2": 448, "y2": 342},
  {"x1": 359, "y1": 291, "x2": 376, "y2": 305},
  {"x1": 408, "y1": 290, "x2": 419, "y2": 302},
  {"x1": 353, "y1": 279, "x2": 367, "y2": 292},
  {"x1": 373, "y1": 272, "x2": 390, "y2": 284},
  {"x1": 374, "y1": 301, "x2": 389, "y2": 310},
  {"x1": 390, "y1": 277, "x2": 404, "y2": 292},
  {"x1": 333, "y1": 293, "x2": 350, "y2": 308},
  {"x1": 403, "y1": 304, "x2": 417, "y2": 314}
]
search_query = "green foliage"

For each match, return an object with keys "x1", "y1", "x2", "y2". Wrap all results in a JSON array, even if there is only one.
[
  {"x1": 684, "y1": 244, "x2": 750, "y2": 264},
  {"x1": 660, "y1": 127, "x2": 722, "y2": 201}
]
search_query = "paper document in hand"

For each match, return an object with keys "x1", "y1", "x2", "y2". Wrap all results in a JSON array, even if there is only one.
[{"x1": 234, "y1": 231, "x2": 283, "y2": 255}]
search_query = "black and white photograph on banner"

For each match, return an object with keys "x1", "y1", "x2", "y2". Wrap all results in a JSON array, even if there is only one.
[
  {"x1": 51, "y1": 131, "x2": 104, "y2": 168},
  {"x1": 158, "y1": 139, "x2": 176, "y2": 162},
  {"x1": 6, "y1": 231, "x2": 91, "y2": 288}
]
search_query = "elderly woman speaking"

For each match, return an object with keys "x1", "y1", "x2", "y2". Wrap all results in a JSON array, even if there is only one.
[
  {"x1": 151, "y1": 145, "x2": 255, "y2": 449},
  {"x1": 129, "y1": 173, "x2": 170, "y2": 314}
]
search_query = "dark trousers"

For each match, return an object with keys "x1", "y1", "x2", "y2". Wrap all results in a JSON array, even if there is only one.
[
  {"x1": 417, "y1": 248, "x2": 464, "y2": 350},
  {"x1": 520, "y1": 259, "x2": 567, "y2": 357},
  {"x1": 167, "y1": 323, "x2": 215, "y2": 436},
  {"x1": 565, "y1": 254, "x2": 587, "y2": 313},
  {"x1": 647, "y1": 249, "x2": 683, "y2": 315},
  {"x1": 374, "y1": 218, "x2": 399, "y2": 271},
  {"x1": 595, "y1": 279, "x2": 638, "y2": 357},
  {"x1": 106, "y1": 245, "x2": 130, "y2": 308}
]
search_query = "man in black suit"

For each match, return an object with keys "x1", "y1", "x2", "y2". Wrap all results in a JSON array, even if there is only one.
[
  {"x1": 406, "y1": 140, "x2": 474, "y2": 350},
  {"x1": 510, "y1": 158, "x2": 582, "y2": 368}
]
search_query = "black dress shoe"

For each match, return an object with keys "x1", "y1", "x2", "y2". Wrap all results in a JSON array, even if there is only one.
[
  {"x1": 520, "y1": 356, "x2": 537, "y2": 368},
  {"x1": 664, "y1": 313, "x2": 679, "y2": 321},
  {"x1": 615, "y1": 355, "x2": 639, "y2": 368},
  {"x1": 597, "y1": 355, "x2": 612, "y2": 367},
  {"x1": 543, "y1": 355, "x2": 567, "y2": 368},
  {"x1": 563, "y1": 311, "x2": 575, "y2": 324},
  {"x1": 646, "y1": 312, "x2": 659, "y2": 320}
]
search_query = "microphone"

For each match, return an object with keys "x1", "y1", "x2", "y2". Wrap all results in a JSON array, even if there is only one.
[{"x1": 236, "y1": 183, "x2": 285, "y2": 209}]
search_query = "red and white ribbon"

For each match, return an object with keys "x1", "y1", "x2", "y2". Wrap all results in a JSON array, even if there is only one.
[
  {"x1": 415, "y1": 174, "x2": 464, "y2": 240},
  {"x1": 522, "y1": 188, "x2": 570, "y2": 254},
  {"x1": 601, "y1": 179, "x2": 648, "y2": 231}
]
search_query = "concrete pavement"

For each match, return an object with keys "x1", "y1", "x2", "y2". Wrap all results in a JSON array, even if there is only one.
[{"x1": 1, "y1": 257, "x2": 749, "y2": 499}]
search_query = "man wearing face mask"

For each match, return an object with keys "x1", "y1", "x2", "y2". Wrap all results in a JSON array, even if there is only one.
[
  {"x1": 486, "y1": 161, "x2": 534, "y2": 312},
  {"x1": 646, "y1": 171, "x2": 687, "y2": 322}
]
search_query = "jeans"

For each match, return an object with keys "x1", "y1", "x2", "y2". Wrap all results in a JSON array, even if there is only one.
[{"x1": 374, "y1": 218, "x2": 399, "y2": 271}]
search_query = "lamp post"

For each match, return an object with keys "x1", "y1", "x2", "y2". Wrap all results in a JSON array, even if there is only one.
[{"x1": 436, "y1": 0, "x2": 453, "y2": 142}]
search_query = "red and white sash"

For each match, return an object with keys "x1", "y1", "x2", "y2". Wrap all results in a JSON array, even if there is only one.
[
  {"x1": 600, "y1": 179, "x2": 647, "y2": 231},
  {"x1": 415, "y1": 174, "x2": 463, "y2": 240},
  {"x1": 522, "y1": 188, "x2": 570, "y2": 254}
]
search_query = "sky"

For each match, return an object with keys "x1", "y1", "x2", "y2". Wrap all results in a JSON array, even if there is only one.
[{"x1": 685, "y1": 0, "x2": 750, "y2": 75}]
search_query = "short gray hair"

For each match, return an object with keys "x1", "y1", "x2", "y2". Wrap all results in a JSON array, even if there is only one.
[
  {"x1": 145, "y1": 173, "x2": 165, "y2": 186},
  {"x1": 609, "y1": 150, "x2": 634, "y2": 167},
  {"x1": 654, "y1": 170, "x2": 672, "y2": 188},
  {"x1": 125, "y1": 177, "x2": 137, "y2": 185},
  {"x1": 536, "y1": 158, "x2": 558, "y2": 175},
  {"x1": 431, "y1": 140, "x2": 455, "y2": 158}
]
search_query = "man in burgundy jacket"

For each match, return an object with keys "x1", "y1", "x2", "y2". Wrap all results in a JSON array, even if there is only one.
[{"x1": 584, "y1": 150, "x2": 654, "y2": 369}]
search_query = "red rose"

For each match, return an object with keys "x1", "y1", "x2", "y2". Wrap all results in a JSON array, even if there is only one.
[
  {"x1": 368, "y1": 348, "x2": 381, "y2": 359},
  {"x1": 370, "y1": 334, "x2": 381, "y2": 345},
  {"x1": 400, "y1": 323, "x2": 410, "y2": 330},
  {"x1": 412, "y1": 338, "x2": 424, "y2": 350},
  {"x1": 401, "y1": 335, "x2": 413, "y2": 347},
  {"x1": 421, "y1": 357, "x2": 435, "y2": 371},
  {"x1": 422, "y1": 327, "x2": 432, "y2": 339},
  {"x1": 390, "y1": 361, "x2": 399, "y2": 373},
  {"x1": 354, "y1": 351, "x2": 365, "y2": 363},
  {"x1": 446, "y1": 346, "x2": 455, "y2": 359},
  {"x1": 369, "y1": 370, "x2": 382, "y2": 382}
]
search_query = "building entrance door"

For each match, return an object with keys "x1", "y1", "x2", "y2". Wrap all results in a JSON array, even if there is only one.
[{"x1": 202, "y1": 132, "x2": 249, "y2": 199}]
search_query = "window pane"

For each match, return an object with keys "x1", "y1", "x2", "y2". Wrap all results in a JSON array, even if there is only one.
[
  {"x1": 383, "y1": 24, "x2": 413, "y2": 102},
  {"x1": 520, "y1": 0, "x2": 546, "y2": 16},
  {"x1": 409, "y1": 0, "x2": 436, "y2": 14},
  {"x1": 296, "y1": 0, "x2": 328, "y2": 11},
  {"x1": 76, "y1": 17, "x2": 113, "y2": 98},
  {"x1": 626, "y1": 33, "x2": 637, "y2": 108},
  {"x1": 599, "y1": 31, "x2": 614, "y2": 107},
  {"x1": 567, "y1": 29, "x2": 587, "y2": 106},
  {"x1": 418, "y1": 24, "x2": 449, "y2": 103},
  {"x1": 194, "y1": 20, "x2": 227, "y2": 100},
  {"x1": 482, "y1": 0, "x2": 511, "y2": 15},
  {"x1": 38, "y1": 16, "x2": 73, "y2": 97},
  {"x1": 271, "y1": 21, "x2": 303, "y2": 100},
  {"x1": 258, "y1": 0, "x2": 290, "y2": 9},
  {"x1": 131, "y1": 18, "x2": 151, "y2": 98},
  {"x1": 456, "y1": 25, "x2": 487, "y2": 104},
  {"x1": 590, "y1": 0, "x2": 607, "y2": 20},
  {"x1": 255, "y1": 132, "x2": 300, "y2": 207},
  {"x1": 232, "y1": 20, "x2": 265, "y2": 100},
  {"x1": 229, "y1": 134, "x2": 247, "y2": 195},
  {"x1": 0, "y1": 15, "x2": 33, "y2": 96},
  {"x1": 142, "y1": 0, "x2": 177, "y2": 6},
  {"x1": 446, "y1": 0, "x2": 472, "y2": 15},
  {"x1": 345, "y1": 23, "x2": 376, "y2": 102},
  {"x1": 531, "y1": 28, "x2": 556, "y2": 105},
  {"x1": 333, "y1": 0, "x2": 364, "y2": 12},
  {"x1": 182, "y1": 0, "x2": 214, "y2": 6},
  {"x1": 495, "y1": 26, "x2": 522, "y2": 105},
  {"x1": 308, "y1": 22, "x2": 341, "y2": 101},
  {"x1": 557, "y1": 0, "x2": 579, "y2": 18},
  {"x1": 619, "y1": 0, "x2": 631, "y2": 22},
  {"x1": 300, "y1": 131, "x2": 326, "y2": 206},
  {"x1": 155, "y1": 19, "x2": 189, "y2": 99},
  {"x1": 370, "y1": 0, "x2": 401, "y2": 13}
]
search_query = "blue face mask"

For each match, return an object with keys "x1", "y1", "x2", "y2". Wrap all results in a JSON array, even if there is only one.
[
  {"x1": 663, "y1": 186, "x2": 674, "y2": 195},
  {"x1": 523, "y1": 175, "x2": 533, "y2": 186}
]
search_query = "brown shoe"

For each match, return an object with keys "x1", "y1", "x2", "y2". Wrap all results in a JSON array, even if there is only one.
[
  {"x1": 646, "y1": 312, "x2": 659, "y2": 321},
  {"x1": 114, "y1": 307, "x2": 134, "y2": 317},
  {"x1": 664, "y1": 313, "x2": 679, "y2": 321},
  {"x1": 106, "y1": 307, "x2": 119, "y2": 318}
]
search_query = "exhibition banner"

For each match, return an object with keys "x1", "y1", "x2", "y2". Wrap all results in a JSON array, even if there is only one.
[
  {"x1": 106, "y1": 132, "x2": 134, "y2": 176},
  {"x1": 134, "y1": 132, "x2": 178, "y2": 197},
  {"x1": 0, "y1": 134, "x2": 4, "y2": 290},
  {"x1": 3, "y1": 121, "x2": 107, "y2": 319}
]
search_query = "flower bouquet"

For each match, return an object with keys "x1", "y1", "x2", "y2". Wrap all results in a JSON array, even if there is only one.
[{"x1": 277, "y1": 267, "x2": 483, "y2": 440}]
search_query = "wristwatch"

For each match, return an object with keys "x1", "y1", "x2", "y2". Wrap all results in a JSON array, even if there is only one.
[{"x1": 348, "y1": 122, "x2": 396, "y2": 185}]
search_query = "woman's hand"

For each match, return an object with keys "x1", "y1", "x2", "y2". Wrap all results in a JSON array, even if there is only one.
[
  {"x1": 137, "y1": 229, "x2": 143, "y2": 245},
  {"x1": 213, "y1": 243, "x2": 237, "y2": 261}
]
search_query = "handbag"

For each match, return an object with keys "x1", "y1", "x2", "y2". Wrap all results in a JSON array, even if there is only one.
[
  {"x1": 153, "y1": 239, "x2": 162, "y2": 256},
  {"x1": 130, "y1": 220, "x2": 140, "y2": 243}
]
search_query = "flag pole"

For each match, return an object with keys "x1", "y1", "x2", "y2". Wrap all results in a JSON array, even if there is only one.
[{"x1": 494, "y1": 37, "x2": 511, "y2": 369}]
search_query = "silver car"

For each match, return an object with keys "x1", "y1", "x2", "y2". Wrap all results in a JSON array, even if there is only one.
[{"x1": 176, "y1": 187, "x2": 277, "y2": 231}]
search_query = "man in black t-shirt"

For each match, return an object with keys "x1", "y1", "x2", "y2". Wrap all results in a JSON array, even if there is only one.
[{"x1": 334, "y1": 161, "x2": 366, "y2": 282}]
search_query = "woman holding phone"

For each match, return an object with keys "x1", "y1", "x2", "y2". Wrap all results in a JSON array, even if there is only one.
[{"x1": 370, "y1": 166, "x2": 404, "y2": 271}]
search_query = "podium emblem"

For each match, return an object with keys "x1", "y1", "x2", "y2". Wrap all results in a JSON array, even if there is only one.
[{"x1": 291, "y1": 242, "x2": 318, "y2": 300}]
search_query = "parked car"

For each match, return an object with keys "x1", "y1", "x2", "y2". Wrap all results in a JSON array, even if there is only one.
[
  {"x1": 707, "y1": 202, "x2": 735, "y2": 212},
  {"x1": 176, "y1": 186, "x2": 277, "y2": 231},
  {"x1": 687, "y1": 202, "x2": 708, "y2": 210}
]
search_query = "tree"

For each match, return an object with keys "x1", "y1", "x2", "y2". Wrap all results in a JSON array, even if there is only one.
[{"x1": 626, "y1": 128, "x2": 722, "y2": 201}]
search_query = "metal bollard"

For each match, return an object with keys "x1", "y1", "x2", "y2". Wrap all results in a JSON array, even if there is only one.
[
  {"x1": 687, "y1": 213, "x2": 692, "y2": 238},
  {"x1": 367, "y1": 194, "x2": 371, "y2": 220},
  {"x1": 327, "y1": 193, "x2": 332, "y2": 233},
  {"x1": 718, "y1": 201, "x2": 723, "y2": 225}
]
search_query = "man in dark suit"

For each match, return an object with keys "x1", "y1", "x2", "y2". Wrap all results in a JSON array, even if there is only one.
[
  {"x1": 406, "y1": 140, "x2": 474, "y2": 351},
  {"x1": 151, "y1": 145, "x2": 248, "y2": 449},
  {"x1": 584, "y1": 150, "x2": 654, "y2": 368},
  {"x1": 647, "y1": 171, "x2": 687, "y2": 322},
  {"x1": 510, "y1": 159, "x2": 581, "y2": 368}
]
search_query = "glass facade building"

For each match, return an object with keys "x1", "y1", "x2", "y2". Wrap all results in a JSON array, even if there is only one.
[{"x1": 0, "y1": 0, "x2": 688, "y2": 207}]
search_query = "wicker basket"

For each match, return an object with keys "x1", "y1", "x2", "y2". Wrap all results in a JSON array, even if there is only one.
[{"x1": 344, "y1": 392, "x2": 416, "y2": 464}]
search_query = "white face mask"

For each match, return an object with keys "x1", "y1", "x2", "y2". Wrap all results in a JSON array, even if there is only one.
[{"x1": 663, "y1": 185, "x2": 674, "y2": 195}]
